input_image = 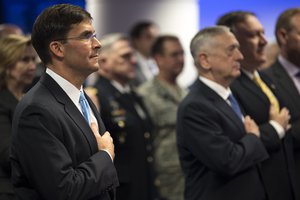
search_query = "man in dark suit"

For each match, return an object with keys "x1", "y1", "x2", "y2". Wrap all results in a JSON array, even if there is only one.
[
  {"x1": 93, "y1": 33, "x2": 160, "y2": 200},
  {"x1": 177, "y1": 26, "x2": 268, "y2": 200},
  {"x1": 264, "y1": 8, "x2": 300, "y2": 200},
  {"x1": 10, "y1": 4, "x2": 118, "y2": 200},
  {"x1": 217, "y1": 11, "x2": 295, "y2": 200}
]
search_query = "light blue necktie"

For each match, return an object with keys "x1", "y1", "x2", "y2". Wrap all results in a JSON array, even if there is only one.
[
  {"x1": 79, "y1": 91, "x2": 91, "y2": 124},
  {"x1": 227, "y1": 94, "x2": 243, "y2": 121}
]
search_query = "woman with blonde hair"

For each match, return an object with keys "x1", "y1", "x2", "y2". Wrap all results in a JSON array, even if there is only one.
[{"x1": 0, "y1": 34, "x2": 36, "y2": 200}]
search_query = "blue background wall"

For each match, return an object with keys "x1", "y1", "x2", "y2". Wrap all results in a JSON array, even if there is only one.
[
  {"x1": 0, "y1": 0, "x2": 85, "y2": 34},
  {"x1": 1, "y1": 0, "x2": 299, "y2": 40},
  {"x1": 199, "y1": 0, "x2": 300, "y2": 40}
]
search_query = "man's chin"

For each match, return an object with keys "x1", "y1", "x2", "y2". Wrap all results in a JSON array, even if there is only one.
[
  {"x1": 257, "y1": 56, "x2": 267, "y2": 64},
  {"x1": 90, "y1": 64, "x2": 100, "y2": 72},
  {"x1": 233, "y1": 70, "x2": 241, "y2": 78}
]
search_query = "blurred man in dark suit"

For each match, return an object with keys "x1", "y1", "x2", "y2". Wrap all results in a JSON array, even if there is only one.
[{"x1": 264, "y1": 8, "x2": 300, "y2": 200}]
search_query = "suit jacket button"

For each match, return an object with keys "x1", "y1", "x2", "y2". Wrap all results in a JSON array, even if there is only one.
[
  {"x1": 154, "y1": 178, "x2": 161, "y2": 186},
  {"x1": 144, "y1": 132, "x2": 150, "y2": 139},
  {"x1": 147, "y1": 156, "x2": 153, "y2": 162},
  {"x1": 146, "y1": 144, "x2": 152, "y2": 151}
]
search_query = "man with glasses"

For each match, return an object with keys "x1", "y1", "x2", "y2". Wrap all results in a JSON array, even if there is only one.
[
  {"x1": 11, "y1": 4, "x2": 118, "y2": 200},
  {"x1": 177, "y1": 26, "x2": 268, "y2": 200}
]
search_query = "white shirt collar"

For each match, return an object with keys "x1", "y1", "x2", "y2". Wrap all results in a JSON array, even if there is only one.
[
  {"x1": 241, "y1": 69, "x2": 260, "y2": 80},
  {"x1": 46, "y1": 68, "x2": 82, "y2": 109},
  {"x1": 199, "y1": 76, "x2": 231, "y2": 100},
  {"x1": 278, "y1": 54, "x2": 300, "y2": 77},
  {"x1": 111, "y1": 80, "x2": 131, "y2": 94}
]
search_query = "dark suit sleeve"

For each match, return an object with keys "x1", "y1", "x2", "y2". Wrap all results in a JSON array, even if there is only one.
[
  {"x1": 178, "y1": 101, "x2": 268, "y2": 177},
  {"x1": 12, "y1": 105, "x2": 118, "y2": 200},
  {"x1": 258, "y1": 123, "x2": 283, "y2": 151},
  {"x1": 231, "y1": 82, "x2": 282, "y2": 151}
]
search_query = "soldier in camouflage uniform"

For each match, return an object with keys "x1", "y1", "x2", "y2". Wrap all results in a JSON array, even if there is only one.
[{"x1": 138, "y1": 35, "x2": 186, "y2": 200}]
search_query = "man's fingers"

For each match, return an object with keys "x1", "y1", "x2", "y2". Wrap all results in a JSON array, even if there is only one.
[
  {"x1": 103, "y1": 132, "x2": 113, "y2": 142},
  {"x1": 90, "y1": 122, "x2": 100, "y2": 137}
]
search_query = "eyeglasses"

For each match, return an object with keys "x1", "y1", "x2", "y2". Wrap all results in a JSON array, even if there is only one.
[{"x1": 55, "y1": 33, "x2": 97, "y2": 42}]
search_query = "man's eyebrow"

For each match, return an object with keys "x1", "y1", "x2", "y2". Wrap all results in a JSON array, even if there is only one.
[{"x1": 79, "y1": 30, "x2": 95, "y2": 36}]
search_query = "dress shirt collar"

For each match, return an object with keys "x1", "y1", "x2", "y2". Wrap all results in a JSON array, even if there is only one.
[
  {"x1": 278, "y1": 54, "x2": 300, "y2": 77},
  {"x1": 111, "y1": 80, "x2": 131, "y2": 94},
  {"x1": 199, "y1": 76, "x2": 231, "y2": 100},
  {"x1": 46, "y1": 68, "x2": 82, "y2": 107},
  {"x1": 241, "y1": 69, "x2": 261, "y2": 80}
]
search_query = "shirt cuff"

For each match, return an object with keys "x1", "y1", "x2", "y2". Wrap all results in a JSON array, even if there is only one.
[
  {"x1": 103, "y1": 150, "x2": 114, "y2": 162},
  {"x1": 269, "y1": 120, "x2": 285, "y2": 139}
]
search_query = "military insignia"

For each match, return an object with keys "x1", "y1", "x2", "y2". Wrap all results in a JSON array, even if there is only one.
[
  {"x1": 109, "y1": 98, "x2": 127, "y2": 128},
  {"x1": 117, "y1": 120, "x2": 125, "y2": 128}
]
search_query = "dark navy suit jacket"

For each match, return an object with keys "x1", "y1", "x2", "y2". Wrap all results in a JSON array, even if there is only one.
[
  {"x1": 177, "y1": 79, "x2": 268, "y2": 200},
  {"x1": 11, "y1": 74, "x2": 119, "y2": 200}
]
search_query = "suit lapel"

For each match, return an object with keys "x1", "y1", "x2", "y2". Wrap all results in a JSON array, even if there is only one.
[
  {"x1": 197, "y1": 80, "x2": 245, "y2": 133},
  {"x1": 41, "y1": 74, "x2": 98, "y2": 154},
  {"x1": 238, "y1": 72, "x2": 269, "y2": 106},
  {"x1": 214, "y1": 97, "x2": 245, "y2": 133},
  {"x1": 274, "y1": 62, "x2": 300, "y2": 104}
]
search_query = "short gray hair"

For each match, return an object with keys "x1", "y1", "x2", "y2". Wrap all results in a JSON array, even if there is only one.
[
  {"x1": 190, "y1": 26, "x2": 231, "y2": 60},
  {"x1": 100, "y1": 33, "x2": 129, "y2": 53}
]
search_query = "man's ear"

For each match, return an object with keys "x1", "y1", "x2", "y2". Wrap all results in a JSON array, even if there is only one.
[
  {"x1": 153, "y1": 54, "x2": 162, "y2": 66},
  {"x1": 277, "y1": 28, "x2": 288, "y2": 46},
  {"x1": 49, "y1": 41, "x2": 64, "y2": 59},
  {"x1": 198, "y1": 53, "x2": 211, "y2": 70}
]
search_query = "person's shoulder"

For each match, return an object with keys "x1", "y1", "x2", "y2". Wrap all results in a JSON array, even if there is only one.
[
  {"x1": 137, "y1": 79, "x2": 156, "y2": 96},
  {"x1": 0, "y1": 88, "x2": 17, "y2": 106},
  {"x1": 17, "y1": 82, "x2": 54, "y2": 114},
  {"x1": 179, "y1": 87, "x2": 209, "y2": 111},
  {"x1": 95, "y1": 79, "x2": 115, "y2": 97}
]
